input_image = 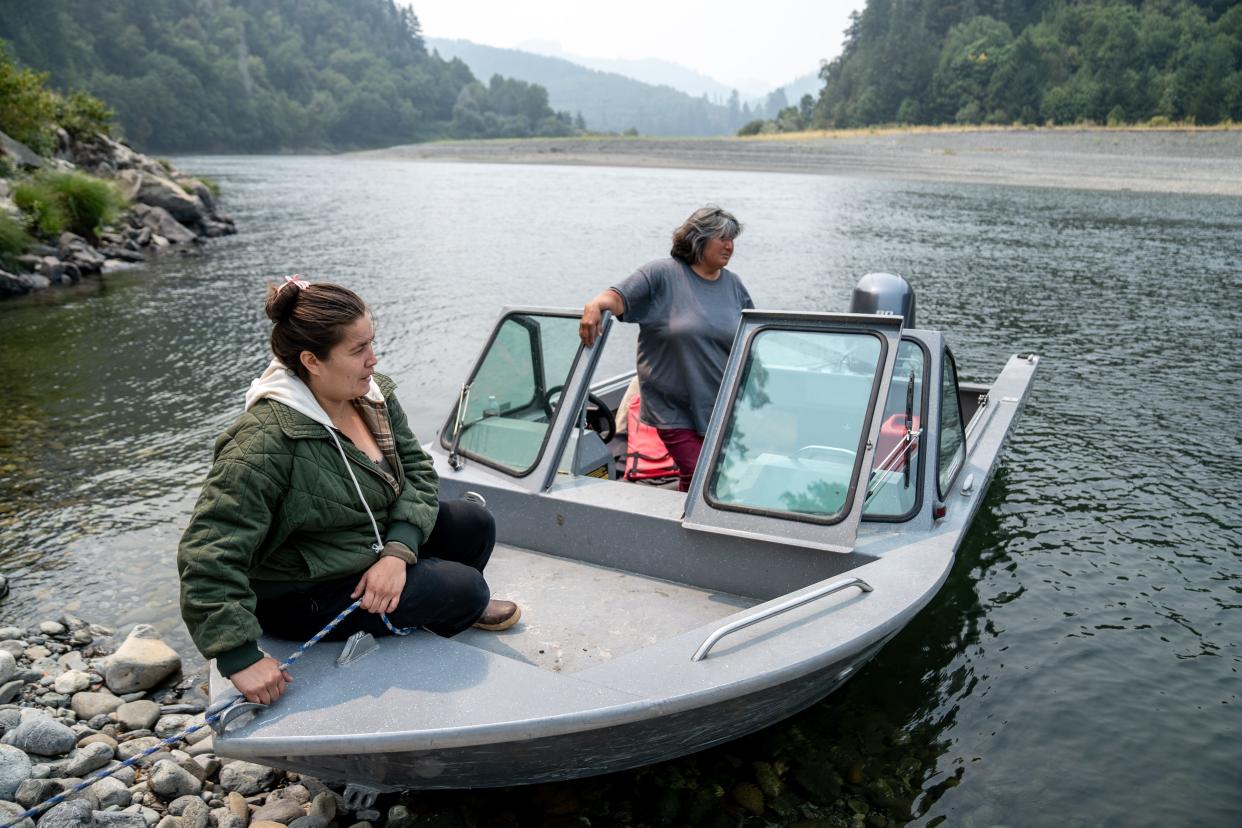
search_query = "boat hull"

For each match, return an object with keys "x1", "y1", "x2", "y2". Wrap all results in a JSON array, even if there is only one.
[{"x1": 225, "y1": 640, "x2": 887, "y2": 790}]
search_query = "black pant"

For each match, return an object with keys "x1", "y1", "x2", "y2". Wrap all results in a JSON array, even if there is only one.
[{"x1": 256, "y1": 500, "x2": 495, "y2": 641}]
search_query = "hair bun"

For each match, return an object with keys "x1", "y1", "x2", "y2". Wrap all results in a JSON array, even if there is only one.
[{"x1": 265, "y1": 277, "x2": 305, "y2": 323}]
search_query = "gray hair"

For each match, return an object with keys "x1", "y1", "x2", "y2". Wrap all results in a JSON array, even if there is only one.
[{"x1": 669, "y1": 205, "x2": 742, "y2": 265}]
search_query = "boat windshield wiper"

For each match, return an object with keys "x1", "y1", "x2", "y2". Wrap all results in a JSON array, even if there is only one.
[
  {"x1": 904, "y1": 367, "x2": 914, "y2": 488},
  {"x1": 448, "y1": 382, "x2": 471, "y2": 471}
]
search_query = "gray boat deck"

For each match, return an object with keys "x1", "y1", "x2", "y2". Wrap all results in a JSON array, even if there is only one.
[{"x1": 456, "y1": 544, "x2": 756, "y2": 674}]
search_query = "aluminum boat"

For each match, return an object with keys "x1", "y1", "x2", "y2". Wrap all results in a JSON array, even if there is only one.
[{"x1": 209, "y1": 274, "x2": 1039, "y2": 802}]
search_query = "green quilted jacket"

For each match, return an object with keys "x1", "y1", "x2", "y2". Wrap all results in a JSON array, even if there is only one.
[{"x1": 177, "y1": 373, "x2": 438, "y2": 676}]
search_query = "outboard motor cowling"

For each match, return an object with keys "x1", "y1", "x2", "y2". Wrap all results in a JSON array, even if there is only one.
[{"x1": 849, "y1": 272, "x2": 915, "y2": 328}]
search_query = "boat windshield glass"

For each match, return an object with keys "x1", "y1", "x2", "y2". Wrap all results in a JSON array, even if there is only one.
[
  {"x1": 440, "y1": 312, "x2": 581, "y2": 475},
  {"x1": 707, "y1": 328, "x2": 884, "y2": 522},
  {"x1": 863, "y1": 340, "x2": 926, "y2": 519}
]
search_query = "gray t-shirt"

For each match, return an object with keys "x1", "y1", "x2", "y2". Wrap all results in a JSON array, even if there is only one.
[{"x1": 611, "y1": 257, "x2": 754, "y2": 433}]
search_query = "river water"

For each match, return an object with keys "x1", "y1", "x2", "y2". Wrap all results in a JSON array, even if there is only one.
[{"x1": 0, "y1": 156, "x2": 1239, "y2": 825}]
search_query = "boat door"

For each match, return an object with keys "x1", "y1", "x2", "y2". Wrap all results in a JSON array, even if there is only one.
[
  {"x1": 682, "y1": 311, "x2": 904, "y2": 553},
  {"x1": 437, "y1": 307, "x2": 613, "y2": 492}
]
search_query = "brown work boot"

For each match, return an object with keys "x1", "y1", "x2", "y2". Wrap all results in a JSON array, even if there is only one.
[{"x1": 472, "y1": 599, "x2": 521, "y2": 631}]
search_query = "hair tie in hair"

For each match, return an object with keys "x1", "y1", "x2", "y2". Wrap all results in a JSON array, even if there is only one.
[{"x1": 281, "y1": 274, "x2": 310, "y2": 292}]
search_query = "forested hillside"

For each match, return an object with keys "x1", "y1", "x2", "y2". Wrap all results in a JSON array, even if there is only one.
[
  {"x1": 0, "y1": 0, "x2": 573, "y2": 152},
  {"x1": 428, "y1": 38, "x2": 753, "y2": 136},
  {"x1": 813, "y1": 0, "x2": 1242, "y2": 128}
]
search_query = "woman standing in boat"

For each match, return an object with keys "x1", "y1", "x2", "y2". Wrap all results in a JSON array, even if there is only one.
[
  {"x1": 579, "y1": 205, "x2": 753, "y2": 491},
  {"x1": 178, "y1": 278, "x2": 519, "y2": 705}
]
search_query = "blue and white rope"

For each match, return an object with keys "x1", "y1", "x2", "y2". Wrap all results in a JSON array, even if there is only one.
[{"x1": 2, "y1": 597, "x2": 411, "y2": 827}]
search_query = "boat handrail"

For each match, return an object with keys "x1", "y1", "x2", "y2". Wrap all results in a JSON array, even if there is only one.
[{"x1": 691, "y1": 576, "x2": 874, "y2": 662}]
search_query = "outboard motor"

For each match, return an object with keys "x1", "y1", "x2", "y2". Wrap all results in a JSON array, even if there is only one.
[{"x1": 849, "y1": 272, "x2": 915, "y2": 328}]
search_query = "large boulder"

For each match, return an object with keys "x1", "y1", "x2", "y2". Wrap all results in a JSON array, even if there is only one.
[
  {"x1": 103, "y1": 625, "x2": 181, "y2": 694},
  {"x1": 0, "y1": 269, "x2": 48, "y2": 298},
  {"x1": 115, "y1": 171, "x2": 203, "y2": 224},
  {"x1": 0, "y1": 129, "x2": 43, "y2": 170},
  {"x1": 130, "y1": 204, "x2": 197, "y2": 246}
]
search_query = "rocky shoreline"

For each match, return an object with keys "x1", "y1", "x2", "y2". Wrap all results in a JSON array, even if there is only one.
[
  {"x1": 0, "y1": 130, "x2": 235, "y2": 300},
  {"x1": 0, "y1": 615, "x2": 400, "y2": 828}
]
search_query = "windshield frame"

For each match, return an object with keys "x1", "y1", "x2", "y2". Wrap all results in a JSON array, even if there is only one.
[
  {"x1": 862, "y1": 335, "x2": 931, "y2": 524},
  {"x1": 437, "y1": 309, "x2": 586, "y2": 479},
  {"x1": 683, "y1": 309, "x2": 904, "y2": 554},
  {"x1": 702, "y1": 323, "x2": 890, "y2": 526}
]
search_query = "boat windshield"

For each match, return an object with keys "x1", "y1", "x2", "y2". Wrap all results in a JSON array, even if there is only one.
[
  {"x1": 863, "y1": 340, "x2": 926, "y2": 519},
  {"x1": 706, "y1": 328, "x2": 885, "y2": 522},
  {"x1": 440, "y1": 312, "x2": 581, "y2": 475}
]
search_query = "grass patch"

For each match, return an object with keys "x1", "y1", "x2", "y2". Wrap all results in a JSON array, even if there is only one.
[
  {"x1": 12, "y1": 169, "x2": 127, "y2": 241},
  {"x1": 0, "y1": 210, "x2": 33, "y2": 265},
  {"x1": 196, "y1": 175, "x2": 220, "y2": 197}
]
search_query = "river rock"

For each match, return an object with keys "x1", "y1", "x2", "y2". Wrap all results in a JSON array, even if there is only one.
[
  {"x1": 217, "y1": 762, "x2": 277, "y2": 796},
  {"x1": 114, "y1": 702, "x2": 160, "y2": 732},
  {"x1": 72, "y1": 695, "x2": 123, "y2": 724},
  {"x1": 34, "y1": 798, "x2": 94, "y2": 828},
  {"x1": 63, "y1": 742, "x2": 114, "y2": 778},
  {"x1": 0, "y1": 641, "x2": 25, "y2": 657},
  {"x1": 7, "y1": 718, "x2": 76, "y2": 757},
  {"x1": 153, "y1": 715, "x2": 190, "y2": 739},
  {"x1": 307, "y1": 793, "x2": 333, "y2": 822},
  {"x1": 104, "y1": 627, "x2": 180, "y2": 694},
  {"x1": 180, "y1": 799, "x2": 209, "y2": 828},
  {"x1": 53, "y1": 672, "x2": 92, "y2": 696},
  {"x1": 56, "y1": 653, "x2": 87, "y2": 673},
  {"x1": 385, "y1": 805, "x2": 414, "y2": 828},
  {"x1": 115, "y1": 172, "x2": 203, "y2": 224},
  {"x1": 0, "y1": 743, "x2": 33, "y2": 799},
  {"x1": 0, "y1": 800, "x2": 35, "y2": 828},
  {"x1": 0, "y1": 651, "x2": 17, "y2": 684},
  {"x1": 15, "y1": 777, "x2": 60, "y2": 807},
  {"x1": 38, "y1": 622, "x2": 65, "y2": 637},
  {"x1": 287, "y1": 817, "x2": 325, "y2": 828},
  {"x1": 93, "y1": 813, "x2": 147, "y2": 828},
  {"x1": 148, "y1": 760, "x2": 200, "y2": 799},
  {"x1": 225, "y1": 791, "x2": 248, "y2": 821},
  {"x1": 77, "y1": 734, "x2": 118, "y2": 754},
  {"x1": 132, "y1": 205, "x2": 197, "y2": 246},
  {"x1": 116, "y1": 738, "x2": 160, "y2": 762},
  {"x1": 91, "y1": 775, "x2": 133, "y2": 809},
  {"x1": 251, "y1": 799, "x2": 304, "y2": 824},
  {"x1": 0, "y1": 681, "x2": 24, "y2": 705}
]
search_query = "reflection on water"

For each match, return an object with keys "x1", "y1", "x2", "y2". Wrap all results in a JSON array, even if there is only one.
[{"x1": 1, "y1": 157, "x2": 1240, "y2": 823}]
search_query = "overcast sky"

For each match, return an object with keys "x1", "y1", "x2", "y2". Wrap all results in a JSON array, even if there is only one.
[{"x1": 407, "y1": 1, "x2": 865, "y2": 92}]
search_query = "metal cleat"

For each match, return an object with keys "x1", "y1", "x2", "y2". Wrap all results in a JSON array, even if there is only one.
[{"x1": 337, "y1": 631, "x2": 378, "y2": 665}]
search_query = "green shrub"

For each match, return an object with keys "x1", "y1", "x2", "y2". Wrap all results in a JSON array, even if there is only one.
[
  {"x1": 736, "y1": 119, "x2": 767, "y2": 136},
  {"x1": 0, "y1": 210, "x2": 33, "y2": 264},
  {"x1": 12, "y1": 176, "x2": 66, "y2": 237},
  {"x1": 56, "y1": 90, "x2": 115, "y2": 140},
  {"x1": 12, "y1": 170, "x2": 127, "y2": 241}
]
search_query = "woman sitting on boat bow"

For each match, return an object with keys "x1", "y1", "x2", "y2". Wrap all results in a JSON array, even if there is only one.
[
  {"x1": 579, "y1": 205, "x2": 754, "y2": 491},
  {"x1": 178, "y1": 278, "x2": 519, "y2": 705}
]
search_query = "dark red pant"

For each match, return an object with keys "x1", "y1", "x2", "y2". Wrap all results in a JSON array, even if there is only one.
[{"x1": 656, "y1": 428, "x2": 705, "y2": 492}]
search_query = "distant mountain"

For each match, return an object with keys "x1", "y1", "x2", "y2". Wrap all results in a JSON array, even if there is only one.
[
  {"x1": 516, "y1": 42, "x2": 760, "y2": 102},
  {"x1": 428, "y1": 38, "x2": 752, "y2": 136}
]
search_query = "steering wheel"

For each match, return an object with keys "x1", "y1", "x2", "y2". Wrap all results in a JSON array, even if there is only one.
[
  {"x1": 795, "y1": 445, "x2": 855, "y2": 462},
  {"x1": 544, "y1": 385, "x2": 617, "y2": 442}
]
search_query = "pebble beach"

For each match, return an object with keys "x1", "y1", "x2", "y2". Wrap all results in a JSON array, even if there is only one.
[{"x1": 362, "y1": 126, "x2": 1242, "y2": 197}]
